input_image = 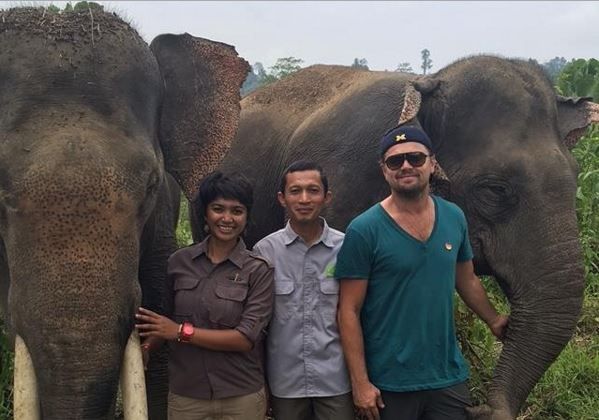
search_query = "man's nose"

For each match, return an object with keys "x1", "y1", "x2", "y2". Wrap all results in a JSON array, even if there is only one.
[{"x1": 299, "y1": 190, "x2": 310, "y2": 202}]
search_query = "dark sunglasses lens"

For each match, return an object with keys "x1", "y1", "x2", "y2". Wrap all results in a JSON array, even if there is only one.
[
  {"x1": 406, "y1": 152, "x2": 427, "y2": 167},
  {"x1": 385, "y1": 152, "x2": 428, "y2": 169},
  {"x1": 385, "y1": 155, "x2": 405, "y2": 170}
]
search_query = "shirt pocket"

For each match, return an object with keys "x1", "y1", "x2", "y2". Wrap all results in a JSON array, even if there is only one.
[
  {"x1": 318, "y1": 275, "x2": 340, "y2": 320},
  {"x1": 273, "y1": 279, "x2": 295, "y2": 321},
  {"x1": 209, "y1": 278, "x2": 249, "y2": 328},
  {"x1": 173, "y1": 276, "x2": 201, "y2": 318}
]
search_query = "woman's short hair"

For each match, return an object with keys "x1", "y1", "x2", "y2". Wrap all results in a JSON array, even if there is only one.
[{"x1": 195, "y1": 171, "x2": 254, "y2": 217}]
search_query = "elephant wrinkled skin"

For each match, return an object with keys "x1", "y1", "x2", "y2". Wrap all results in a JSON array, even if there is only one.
[
  {"x1": 0, "y1": 7, "x2": 248, "y2": 419},
  {"x1": 213, "y1": 57, "x2": 599, "y2": 419}
]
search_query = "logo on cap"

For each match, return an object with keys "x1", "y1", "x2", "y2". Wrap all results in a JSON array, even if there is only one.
[{"x1": 395, "y1": 134, "x2": 407, "y2": 142}]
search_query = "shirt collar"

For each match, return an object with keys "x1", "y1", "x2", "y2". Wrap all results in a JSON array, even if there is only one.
[
  {"x1": 283, "y1": 218, "x2": 334, "y2": 248},
  {"x1": 191, "y1": 236, "x2": 247, "y2": 268}
]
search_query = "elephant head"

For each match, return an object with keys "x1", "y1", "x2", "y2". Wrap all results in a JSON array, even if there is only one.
[
  {"x1": 216, "y1": 56, "x2": 598, "y2": 419},
  {"x1": 0, "y1": 7, "x2": 248, "y2": 419},
  {"x1": 410, "y1": 56, "x2": 598, "y2": 419}
]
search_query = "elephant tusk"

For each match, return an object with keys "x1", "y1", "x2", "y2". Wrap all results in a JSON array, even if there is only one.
[
  {"x1": 120, "y1": 331, "x2": 148, "y2": 419},
  {"x1": 14, "y1": 335, "x2": 40, "y2": 420}
]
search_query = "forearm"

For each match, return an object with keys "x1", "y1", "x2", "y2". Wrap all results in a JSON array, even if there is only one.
[
  {"x1": 457, "y1": 278, "x2": 500, "y2": 325},
  {"x1": 338, "y1": 307, "x2": 370, "y2": 386},
  {"x1": 187, "y1": 327, "x2": 253, "y2": 352}
]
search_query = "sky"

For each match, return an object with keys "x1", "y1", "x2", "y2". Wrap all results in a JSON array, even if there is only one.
[{"x1": 1, "y1": 1, "x2": 598, "y2": 73}]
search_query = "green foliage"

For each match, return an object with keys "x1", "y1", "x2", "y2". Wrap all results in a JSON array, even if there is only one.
[
  {"x1": 72, "y1": 2, "x2": 104, "y2": 12},
  {"x1": 269, "y1": 56, "x2": 303, "y2": 79},
  {"x1": 572, "y1": 124, "x2": 599, "y2": 280},
  {"x1": 351, "y1": 58, "x2": 369, "y2": 70},
  {"x1": 241, "y1": 58, "x2": 304, "y2": 96},
  {"x1": 0, "y1": 322, "x2": 13, "y2": 420},
  {"x1": 46, "y1": 4, "x2": 61, "y2": 13},
  {"x1": 176, "y1": 195, "x2": 193, "y2": 247},
  {"x1": 557, "y1": 59, "x2": 599, "y2": 100},
  {"x1": 542, "y1": 57, "x2": 568, "y2": 83}
]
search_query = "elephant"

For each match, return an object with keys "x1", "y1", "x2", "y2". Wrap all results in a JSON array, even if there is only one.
[
  {"x1": 0, "y1": 6, "x2": 248, "y2": 420},
  {"x1": 209, "y1": 56, "x2": 599, "y2": 419}
]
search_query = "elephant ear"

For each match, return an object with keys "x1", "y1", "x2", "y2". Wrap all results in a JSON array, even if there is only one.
[
  {"x1": 401, "y1": 79, "x2": 451, "y2": 198},
  {"x1": 556, "y1": 95, "x2": 599, "y2": 149},
  {"x1": 150, "y1": 34, "x2": 250, "y2": 200},
  {"x1": 398, "y1": 83, "x2": 422, "y2": 125}
]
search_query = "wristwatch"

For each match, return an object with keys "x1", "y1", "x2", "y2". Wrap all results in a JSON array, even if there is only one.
[{"x1": 177, "y1": 322, "x2": 195, "y2": 343}]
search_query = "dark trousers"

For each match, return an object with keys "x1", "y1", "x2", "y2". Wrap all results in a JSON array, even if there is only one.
[
  {"x1": 380, "y1": 382, "x2": 472, "y2": 420},
  {"x1": 271, "y1": 392, "x2": 354, "y2": 420}
]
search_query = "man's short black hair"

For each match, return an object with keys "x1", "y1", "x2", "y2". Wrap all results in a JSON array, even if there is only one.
[
  {"x1": 196, "y1": 171, "x2": 253, "y2": 217},
  {"x1": 279, "y1": 160, "x2": 329, "y2": 194}
]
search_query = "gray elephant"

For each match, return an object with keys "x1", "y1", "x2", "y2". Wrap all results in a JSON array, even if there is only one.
[
  {"x1": 211, "y1": 57, "x2": 599, "y2": 419},
  {"x1": 0, "y1": 7, "x2": 248, "y2": 419}
]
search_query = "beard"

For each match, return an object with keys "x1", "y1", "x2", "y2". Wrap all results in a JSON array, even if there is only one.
[{"x1": 390, "y1": 171, "x2": 429, "y2": 199}]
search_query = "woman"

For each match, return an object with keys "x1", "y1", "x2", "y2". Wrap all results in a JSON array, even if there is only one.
[{"x1": 136, "y1": 171, "x2": 274, "y2": 420}]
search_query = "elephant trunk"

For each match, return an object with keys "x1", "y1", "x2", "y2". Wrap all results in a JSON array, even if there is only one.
[
  {"x1": 14, "y1": 332, "x2": 147, "y2": 419},
  {"x1": 481, "y1": 217, "x2": 585, "y2": 418}
]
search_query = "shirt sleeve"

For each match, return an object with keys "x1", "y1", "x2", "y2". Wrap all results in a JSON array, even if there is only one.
[
  {"x1": 457, "y1": 214, "x2": 474, "y2": 262},
  {"x1": 335, "y1": 225, "x2": 372, "y2": 280},
  {"x1": 235, "y1": 262, "x2": 274, "y2": 346}
]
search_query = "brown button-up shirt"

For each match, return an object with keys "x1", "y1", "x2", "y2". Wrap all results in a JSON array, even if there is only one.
[{"x1": 166, "y1": 237, "x2": 274, "y2": 400}]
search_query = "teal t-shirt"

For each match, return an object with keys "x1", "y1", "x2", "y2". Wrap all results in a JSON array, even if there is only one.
[{"x1": 335, "y1": 195, "x2": 473, "y2": 392}]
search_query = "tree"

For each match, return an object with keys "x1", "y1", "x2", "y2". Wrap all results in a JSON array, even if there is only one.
[
  {"x1": 395, "y1": 62, "x2": 413, "y2": 73},
  {"x1": 269, "y1": 57, "x2": 303, "y2": 79},
  {"x1": 542, "y1": 57, "x2": 568, "y2": 82},
  {"x1": 421, "y1": 49, "x2": 433, "y2": 75},
  {"x1": 557, "y1": 58, "x2": 599, "y2": 100},
  {"x1": 351, "y1": 58, "x2": 369, "y2": 70}
]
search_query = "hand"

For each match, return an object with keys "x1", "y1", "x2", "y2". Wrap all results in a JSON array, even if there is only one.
[
  {"x1": 135, "y1": 307, "x2": 180, "y2": 341},
  {"x1": 488, "y1": 314, "x2": 509, "y2": 341},
  {"x1": 352, "y1": 380, "x2": 384, "y2": 420}
]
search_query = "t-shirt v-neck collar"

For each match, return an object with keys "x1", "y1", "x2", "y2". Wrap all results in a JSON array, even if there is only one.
[{"x1": 377, "y1": 196, "x2": 438, "y2": 245}]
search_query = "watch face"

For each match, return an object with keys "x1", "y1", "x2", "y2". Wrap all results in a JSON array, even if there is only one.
[{"x1": 183, "y1": 323, "x2": 194, "y2": 335}]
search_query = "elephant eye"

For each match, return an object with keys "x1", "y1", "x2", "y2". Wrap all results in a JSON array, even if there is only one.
[{"x1": 468, "y1": 175, "x2": 519, "y2": 222}]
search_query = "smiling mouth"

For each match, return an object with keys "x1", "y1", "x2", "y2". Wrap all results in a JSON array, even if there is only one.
[{"x1": 216, "y1": 225, "x2": 235, "y2": 232}]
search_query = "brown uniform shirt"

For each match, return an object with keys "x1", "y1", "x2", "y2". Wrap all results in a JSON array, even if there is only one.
[{"x1": 166, "y1": 237, "x2": 274, "y2": 400}]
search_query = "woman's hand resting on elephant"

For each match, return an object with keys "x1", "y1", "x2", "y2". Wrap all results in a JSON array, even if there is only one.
[{"x1": 135, "y1": 307, "x2": 180, "y2": 341}]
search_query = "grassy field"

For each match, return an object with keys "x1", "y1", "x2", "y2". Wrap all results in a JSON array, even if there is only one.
[{"x1": 0, "y1": 126, "x2": 597, "y2": 419}]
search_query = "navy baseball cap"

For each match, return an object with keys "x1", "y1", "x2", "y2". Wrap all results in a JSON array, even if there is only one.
[{"x1": 380, "y1": 125, "x2": 433, "y2": 157}]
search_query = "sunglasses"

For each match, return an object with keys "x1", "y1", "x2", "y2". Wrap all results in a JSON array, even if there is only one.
[{"x1": 384, "y1": 152, "x2": 430, "y2": 170}]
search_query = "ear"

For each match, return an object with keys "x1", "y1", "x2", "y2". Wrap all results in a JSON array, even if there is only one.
[
  {"x1": 150, "y1": 34, "x2": 250, "y2": 200},
  {"x1": 556, "y1": 96, "x2": 599, "y2": 149},
  {"x1": 324, "y1": 190, "x2": 332, "y2": 205},
  {"x1": 277, "y1": 191, "x2": 287, "y2": 209}
]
